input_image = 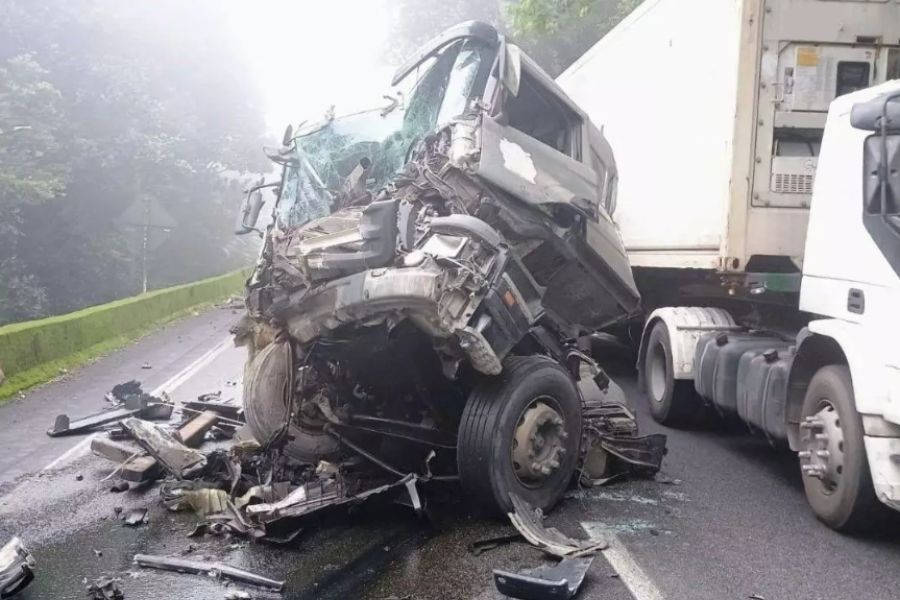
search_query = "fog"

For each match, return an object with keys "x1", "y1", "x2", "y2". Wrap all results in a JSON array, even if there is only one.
[{"x1": 0, "y1": 0, "x2": 631, "y2": 325}]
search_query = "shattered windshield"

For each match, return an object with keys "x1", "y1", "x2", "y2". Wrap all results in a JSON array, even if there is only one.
[{"x1": 275, "y1": 38, "x2": 496, "y2": 230}]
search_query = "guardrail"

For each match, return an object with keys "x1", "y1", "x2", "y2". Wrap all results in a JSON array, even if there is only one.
[{"x1": 0, "y1": 269, "x2": 247, "y2": 401}]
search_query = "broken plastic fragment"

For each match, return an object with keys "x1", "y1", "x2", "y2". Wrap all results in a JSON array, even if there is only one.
[
  {"x1": 0, "y1": 537, "x2": 35, "y2": 599},
  {"x1": 507, "y1": 493, "x2": 607, "y2": 558},
  {"x1": 133, "y1": 554, "x2": 284, "y2": 591},
  {"x1": 494, "y1": 556, "x2": 594, "y2": 600}
]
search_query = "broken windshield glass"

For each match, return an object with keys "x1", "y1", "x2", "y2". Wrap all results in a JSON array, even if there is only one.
[{"x1": 274, "y1": 38, "x2": 496, "y2": 230}]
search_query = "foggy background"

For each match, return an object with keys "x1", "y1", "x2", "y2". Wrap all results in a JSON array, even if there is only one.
[{"x1": 0, "y1": 0, "x2": 638, "y2": 325}]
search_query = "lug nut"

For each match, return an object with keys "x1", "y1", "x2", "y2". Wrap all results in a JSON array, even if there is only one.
[
  {"x1": 816, "y1": 450, "x2": 830, "y2": 458},
  {"x1": 798, "y1": 451, "x2": 812, "y2": 459},
  {"x1": 802, "y1": 464, "x2": 825, "y2": 478}
]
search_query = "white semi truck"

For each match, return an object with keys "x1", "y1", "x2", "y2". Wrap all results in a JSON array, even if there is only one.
[{"x1": 558, "y1": 0, "x2": 900, "y2": 531}]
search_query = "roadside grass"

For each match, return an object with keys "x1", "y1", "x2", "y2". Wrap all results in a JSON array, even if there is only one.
[{"x1": 0, "y1": 302, "x2": 225, "y2": 404}]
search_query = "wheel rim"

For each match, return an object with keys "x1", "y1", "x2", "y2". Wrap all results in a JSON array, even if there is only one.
[
  {"x1": 511, "y1": 397, "x2": 567, "y2": 487},
  {"x1": 648, "y1": 342, "x2": 668, "y2": 403},
  {"x1": 799, "y1": 399, "x2": 845, "y2": 494}
]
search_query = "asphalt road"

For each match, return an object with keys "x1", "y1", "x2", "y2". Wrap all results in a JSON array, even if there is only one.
[{"x1": 1, "y1": 308, "x2": 899, "y2": 600}]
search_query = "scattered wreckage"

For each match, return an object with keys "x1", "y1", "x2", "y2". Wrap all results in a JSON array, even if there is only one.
[
  {"x1": 0, "y1": 538, "x2": 34, "y2": 599},
  {"x1": 22, "y1": 21, "x2": 668, "y2": 599},
  {"x1": 233, "y1": 20, "x2": 652, "y2": 517}
]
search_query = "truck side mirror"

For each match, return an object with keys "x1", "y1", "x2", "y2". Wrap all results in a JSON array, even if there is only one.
[
  {"x1": 235, "y1": 188, "x2": 265, "y2": 236},
  {"x1": 857, "y1": 92, "x2": 900, "y2": 222},
  {"x1": 503, "y1": 43, "x2": 522, "y2": 97},
  {"x1": 851, "y1": 94, "x2": 900, "y2": 132}
]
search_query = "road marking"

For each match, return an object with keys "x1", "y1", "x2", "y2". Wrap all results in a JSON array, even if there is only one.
[
  {"x1": 582, "y1": 522, "x2": 665, "y2": 600},
  {"x1": 40, "y1": 335, "x2": 234, "y2": 473}
]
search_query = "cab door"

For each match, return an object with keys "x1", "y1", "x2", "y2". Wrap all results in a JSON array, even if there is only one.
[{"x1": 475, "y1": 56, "x2": 641, "y2": 329}]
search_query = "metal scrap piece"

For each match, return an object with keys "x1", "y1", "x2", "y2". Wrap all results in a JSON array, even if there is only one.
[
  {"x1": 507, "y1": 494, "x2": 607, "y2": 558},
  {"x1": 467, "y1": 533, "x2": 523, "y2": 556},
  {"x1": 123, "y1": 508, "x2": 147, "y2": 527},
  {"x1": 121, "y1": 418, "x2": 206, "y2": 479},
  {"x1": 599, "y1": 434, "x2": 668, "y2": 472},
  {"x1": 0, "y1": 537, "x2": 35, "y2": 599},
  {"x1": 48, "y1": 387, "x2": 173, "y2": 437},
  {"x1": 161, "y1": 484, "x2": 230, "y2": 517},
  {"x1": 133, "y1": 554, "x2": 284, "y2": 591},
  {"x1": 494, "y1": 556, "x2": 594, "y2": 600},
  {"x1": 86, "y1": 576, "x2": 125, "y2": 600}
]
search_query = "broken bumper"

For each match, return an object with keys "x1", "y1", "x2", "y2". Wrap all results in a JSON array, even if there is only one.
[{"x1": 281, "y1": 263, "x2": 511, "y2": 375}]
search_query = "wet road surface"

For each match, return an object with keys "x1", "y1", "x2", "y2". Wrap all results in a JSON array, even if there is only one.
[{"x1": 1, "y1": 308, "x2": 899, "y2": 599}]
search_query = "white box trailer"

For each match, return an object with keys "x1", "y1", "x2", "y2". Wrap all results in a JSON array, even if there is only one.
[
  {"x1": 559, "y1": 0, "x2": 900, "y2": 272},
  {"x1": 558, "y1": 0, "x2": 900, "y2": 532}
]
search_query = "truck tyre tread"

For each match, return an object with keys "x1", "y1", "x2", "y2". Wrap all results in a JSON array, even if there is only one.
[
  {"x1": 800, "y1": 364, "x2": 889, "y2": 533},
  {"x1": 643, "y1": 321, "x2": 703, "y2": 427},
  {"x1": 457, "y1": 355, "x2": 581, "y2": 516}
]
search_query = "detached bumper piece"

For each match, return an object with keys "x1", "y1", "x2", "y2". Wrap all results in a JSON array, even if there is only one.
[
  {"x1": 494, "y1": 556, "x2": 594, "y2": 600},
  {"x1": 0, "y1": 537, "x2": 35, "y2": 599}
]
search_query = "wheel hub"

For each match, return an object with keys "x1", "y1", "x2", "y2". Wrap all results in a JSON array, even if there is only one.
[
  {"x1": 512, "y1": 401, "x2": 567, "y2": 483},
  {"x1": 798, "y1": 402, "x2": 845, "y2": 492}
]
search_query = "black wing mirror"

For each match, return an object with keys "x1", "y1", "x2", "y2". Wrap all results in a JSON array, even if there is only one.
[
  {"x1": 851, "y1": 92, "x2": 900, "y2": 132},
  {"x1": 235, "y1": 179, "x2": 278, "y2": 236}
]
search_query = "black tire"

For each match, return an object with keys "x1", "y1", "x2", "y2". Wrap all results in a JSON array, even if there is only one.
[
  {"x1": 642, "y1": 321, "x2": 703, "y2": 426},
  {"x1": 799, "y1": 365, "x2": 887, "y2": 533},
  {"x1": 457, "y1": 355, "x2": 582, "y2": 516}
]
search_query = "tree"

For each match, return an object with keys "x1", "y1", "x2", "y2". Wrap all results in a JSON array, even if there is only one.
[
  {"x1": 0, "y1": 0, "x2": 269, "y2": 324},
  {"x1": 506, "y1": 0, "x2": 642, "y2": 75}
]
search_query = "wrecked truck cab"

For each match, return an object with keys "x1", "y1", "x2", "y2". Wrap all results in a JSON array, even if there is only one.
[{"x1": 239, "y1": 21, "x2": 641, "y2": 515}]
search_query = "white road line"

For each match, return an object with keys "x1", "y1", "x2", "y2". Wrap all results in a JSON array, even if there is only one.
[
  {"x1": 582, "y1": 522, "x2": 665, "y2": 600},
  {"x1": 40, "y1": 335, "x2": 234, "y2": 473}
]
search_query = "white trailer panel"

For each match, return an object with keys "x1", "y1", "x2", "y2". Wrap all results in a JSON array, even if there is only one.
[
  {"x1": 559, "y1": 0, "x2": 745, "y2": 270},
  {"x1": 559, "y1": 0, "x2": 900, "y2": 273}
]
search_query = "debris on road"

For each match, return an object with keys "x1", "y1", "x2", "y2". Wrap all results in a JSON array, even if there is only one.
[
  {"x1": 0, "y1": 537, "x2": 35, "y2": 599},
  {"x1": 47, "y1": 382, "x2": 172, "y2": 437},
  {"x1": 133, "y1": 553, "x2": 284, "y2": 591},
  {"x1": 467, "y1": 533, "x2": 524, "y2": 556},
  {"x1": 508, "y1": 494, "x2": 607, "y2": 558},
  {"x1": 123, "y1": 508, "x2": 147, "y2": 527},
  {"x1": 161, "y1": 483, "x2": 230, "y2": 517},
  {"x1": 121, "y1": 418, "x2": 207, "y2": 479},
  {"x1": 494, "y1": 556, "x2": 594, "y2": 600},
  {"x1": 91, "y1": 438, "x2": 143, "y2": 464},
  {"x1": 86, "y1": 576, "x2": 124, "y2": 599},
  {"x1": 183, "y1": 392, "x2": 243, "y2": 422}
]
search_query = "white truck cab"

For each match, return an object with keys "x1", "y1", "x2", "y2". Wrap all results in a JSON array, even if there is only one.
[{"x1": 797, "y1": 81, "x2": 900, "y2": 516}]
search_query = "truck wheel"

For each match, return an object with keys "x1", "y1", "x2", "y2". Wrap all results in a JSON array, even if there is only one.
[
  {"x1": 643, "y1": 321, "x2": 702, "y2": 426},
  {"x1": 243, "y1": 341, "x2": 340, "y2": 462},
  {"x1": 798, "y1": 365, "x2": 886, "y2": 532},
  {"x1": 457, "y1": 355, "x2": 582, "y2": 515}
]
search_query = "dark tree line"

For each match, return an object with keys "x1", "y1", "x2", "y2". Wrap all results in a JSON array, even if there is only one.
[{"x1": 0, "y1": 0, "x2": 268, "y2": 325}]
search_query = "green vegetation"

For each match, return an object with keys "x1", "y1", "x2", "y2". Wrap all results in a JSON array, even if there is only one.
[
  {"x1": 0, "y1": 270, "x2": 246, "y2": 402},
  {"x1": 381, "y1": 0, "x2": 642, "y2": 78},
  {"x1": 506, "y1": 0, "x2": 644, "y2": 75},
  {"x1": 0, "y1": 0, "x2": 267, "y2": 326}
]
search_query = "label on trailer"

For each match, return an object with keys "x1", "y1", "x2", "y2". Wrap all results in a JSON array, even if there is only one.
[{"x1": 796, "y1": 46, "x2": 820, "y2": 67}]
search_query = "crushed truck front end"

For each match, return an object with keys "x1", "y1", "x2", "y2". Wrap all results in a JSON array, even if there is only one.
[{"x1": 235, "y1": 22, "x2": 647, "y2": 514}]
